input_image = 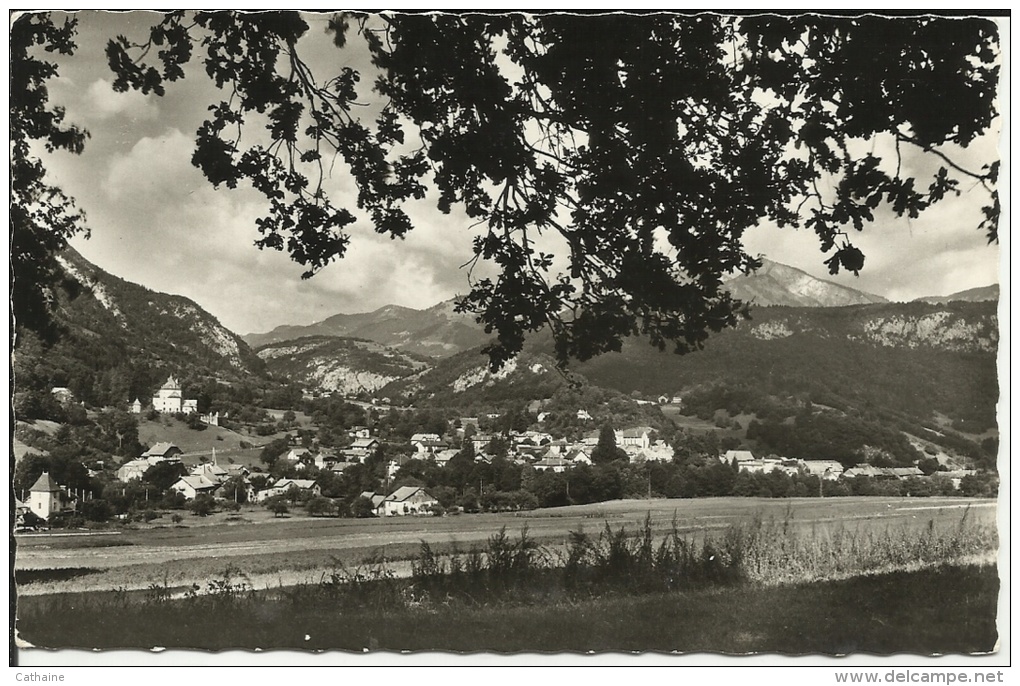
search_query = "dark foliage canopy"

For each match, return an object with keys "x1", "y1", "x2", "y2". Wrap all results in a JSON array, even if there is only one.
[
  {"x1": 14, "y1": 12, "x2": 1000, "y2": 368},
  {"x1": 11, "y1": 14, "x2": 90, "y2": 340}
]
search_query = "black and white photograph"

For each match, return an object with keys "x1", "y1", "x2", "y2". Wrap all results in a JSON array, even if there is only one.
[{"x1": 11, "y1": 9, "x2": 1006, "y2": 667}]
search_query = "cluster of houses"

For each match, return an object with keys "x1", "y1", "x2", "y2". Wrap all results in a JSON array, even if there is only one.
[
  {"x1": 281, "y1": 426, "x2": 379, "y2": 474},
  {"x1": 113, "y1": 442, "x2": 319, "y2": 503},
  {"x1": 719, "y1": 450, "x2": 976, "y2": 487},
  {"x1": 112, "y1": 438, "x2": 437, "y2": 516},
  {"x1": 399, "y1": 425, "x2": 676, "y2": 474},
  {"x1": 116, "y1": 442, "x2": 186, "y2": 480},
  {"x1": 263, "y1": 424, "x2": 676, "y2": 478}
]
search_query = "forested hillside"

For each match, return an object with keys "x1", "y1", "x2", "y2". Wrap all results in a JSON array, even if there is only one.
[{"x1": 14, "y1": 248, "x2": 265, "y2": 409}]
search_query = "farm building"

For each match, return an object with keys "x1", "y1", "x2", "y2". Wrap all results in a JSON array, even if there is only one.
[
  {"x1": 721, "y1": 450, "x2": 756, "y2": 465},
  {"x1": 257, "y1": 478, "x2": 321, "y2": 502},
  {"x1": 377, "y1": 486, "x2": 438, "y2": 516},
  {"x1": 432, "y1": 449, "x2": 459, "y2": 467},
  {"x1": 191, "y1": 462, "x2": 230, "y2": 485},
  {"x1": 142, "y1": 442, "x2": 184, "y2": 461},
  {"x1": 349, "y1": 437, "x2": 381, "y2": 454},
  {"x1": 800, "y1": 460, "x2": 845, "y2": 480},
  {"x1": 117, "y1": 458, "x2": 154, "y2": 482},
  {"x1": 118, "y1": 445, "x2": 184, "y2": 481},
  {"x1": 843, "y1": 464, "x2": 884, "y2": 479},
  {"x1": 170, "y1": 475, "x2": 220, "y2": 500},
  {"x1": 359, "y1": 491, "x2": 387, "y2": 509}
]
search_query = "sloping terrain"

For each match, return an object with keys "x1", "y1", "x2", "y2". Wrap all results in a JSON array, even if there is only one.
[
  {"x1": 383, "y1": 301, "x2": 998, "y2": 434},
  {"x1": 724, "y1": 259, "x2": 888, "y2": 307},
  {"x1": 256, "y1": 336, "x2": 430, "y2": 394},
  {"x1": 14, "y1": 247, "x2": 264, "y2": 406}
]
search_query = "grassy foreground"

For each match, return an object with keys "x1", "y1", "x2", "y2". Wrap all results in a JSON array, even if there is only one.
[
  {"x1": 17, "y1": 564, "x2": 998, "y2": 653},
  {"x1": 16, "y1": 511, "x2": 999, "y2": 654}
]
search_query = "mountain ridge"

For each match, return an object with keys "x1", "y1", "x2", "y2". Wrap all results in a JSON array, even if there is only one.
[
  {"x1": 724, "y1": 259, "x2": 888, "y2": 307},
  {"x1": 242, "y1": 298, "x2": 493, "y2": 356},
  {"x1": 915, "y1": 284, "x2": 999, "y2": 304},
  {"x1": 244, "y1": 258, "x2": 893, "y2": 354},
  {"x1": 377, "y1": 300, "x2": 998, "y2": 438},
  {"x1": 14, "y1": 247, "x2": 264, "y2": 407}
]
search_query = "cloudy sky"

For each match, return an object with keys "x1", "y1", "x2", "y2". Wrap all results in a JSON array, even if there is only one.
[{"x1": 34, "y1": 11, "x2": 1006, "y2": 336}]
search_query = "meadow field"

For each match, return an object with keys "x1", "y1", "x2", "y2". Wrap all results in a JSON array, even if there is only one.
[
  {"x1": 15, "y1": 496, "x2": 998, "y2": 596},
  {"x1": 14, "y1": 496, "x2": 1001, "y2": 653}
]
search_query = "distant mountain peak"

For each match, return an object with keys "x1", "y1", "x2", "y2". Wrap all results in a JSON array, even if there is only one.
[
  {"x1": 725, "y1": 259, "x2": 887, "y2": 308},
  {"x1": 915, "y1": 284, "x2": 999, "y2": 305},
  {"x1": 243, "y1": 297, "x2": 491, "y2": 357}
]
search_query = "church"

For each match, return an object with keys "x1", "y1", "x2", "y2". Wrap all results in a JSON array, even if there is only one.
[{"x1": 151, "y1": 375, "x2": 198, "y2": 414}]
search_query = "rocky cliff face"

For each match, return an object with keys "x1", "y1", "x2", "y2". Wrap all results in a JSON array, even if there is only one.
[
  {"x1": 256, "y1": 336, "x2": 428, "y2": 394},
  {"x1": 860, "y1": 311, "x2": 997, "y2": 353},
  {"x1": 746, "y1": 303, "x2": 997, "y2": 354}
]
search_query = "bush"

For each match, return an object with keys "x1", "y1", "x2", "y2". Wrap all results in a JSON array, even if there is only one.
[
  {"x1": 265, "y1": 496, "x2": 289, "y2": 517},
  {"x1": 189, "y1": 495, "x2": 215, "y2": 517},
  {"x1": 81, "y1": 499, "x2": 113, "y2": 522},
  {"x1": 18, "y1": 510, "x2": 46, "y2": 530},
  {"x1": 161, "y1": 491, "x2": 187, "y2": 510},
  {"x1": 458, "y1": 489, "x2": 480, "y2": 513},
  {"x1": 351, "y1": 496, "x2": 376, "y2": 518},
  {"x1": 306, "y1": 496, "x2": 336, "y2": 517},
  {"x1": 171, "y1": 514, "x2": 183, "y2": 525}
]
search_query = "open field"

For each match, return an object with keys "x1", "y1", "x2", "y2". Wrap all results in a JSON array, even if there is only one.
[
  {"x1": 134, "y1": 417, "x2": 271, "y2": 465},
  {"x1": 14, "y1": 496, "x2": 998, "y2": 597}
]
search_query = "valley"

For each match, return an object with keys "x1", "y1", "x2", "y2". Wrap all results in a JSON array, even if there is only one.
[
  {"x1": 12, "y1": 247, "x2": 1003, "y2": 656},
  {"x1": 13, "y1": 249, "x2": 1000, "y2": 574}
]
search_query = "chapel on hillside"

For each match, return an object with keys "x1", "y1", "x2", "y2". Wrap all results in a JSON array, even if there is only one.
[{"x1": 152, "y1": 375, "x2": 198, "y2": 414}]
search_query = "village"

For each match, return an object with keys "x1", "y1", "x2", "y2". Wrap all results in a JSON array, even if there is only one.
[{"x1": 16, "y1": 372, "x2": 983, "y2": 529}]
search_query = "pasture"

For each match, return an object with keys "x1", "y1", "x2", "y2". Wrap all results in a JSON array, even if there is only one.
[{"x1": 14, "y1": 496, "x2": 998, "y2": 597}]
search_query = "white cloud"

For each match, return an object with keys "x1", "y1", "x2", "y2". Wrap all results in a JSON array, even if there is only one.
[
  {"x1": 83, "y1": 78, "x2": 159, "y2": 121},
  {"x1": 101, "y1": 128, "x2": 201, "y2": 202}
]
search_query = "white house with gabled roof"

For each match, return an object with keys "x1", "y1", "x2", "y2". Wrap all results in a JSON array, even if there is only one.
[
  {"x1": 29, "y1": 472, "x2": 66, "y2": 520},
  {"x1": 376, "y1": 486, "x2": 438, "y2": 516}
]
